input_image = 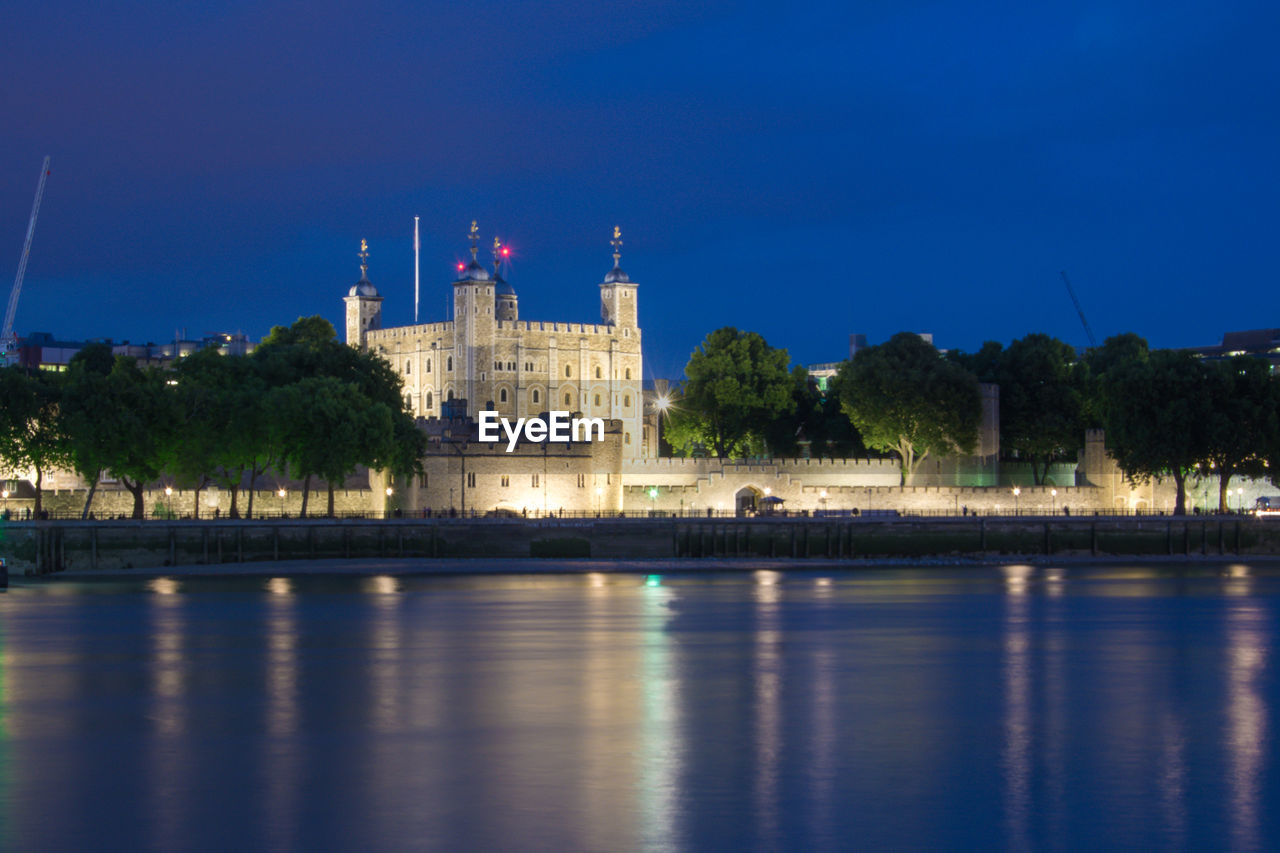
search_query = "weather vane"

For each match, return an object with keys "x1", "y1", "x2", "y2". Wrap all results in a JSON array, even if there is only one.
[
  {"x1": 468, "y1": 220, "x2": 480, "y2": 260},
  {"x1": 611, "y1": 225, "x2": 622, "y2": 267},
  {"x1": 359, "y1": 238, "x2": 369, "y2": 279},
  {"x1": 493, "y1": 236, "x2": 504, "y2": 275}
]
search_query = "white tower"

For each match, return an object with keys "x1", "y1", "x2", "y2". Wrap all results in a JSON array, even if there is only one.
[{"x1": 344, "y1": 239, "x2": 382, "y2": 347}]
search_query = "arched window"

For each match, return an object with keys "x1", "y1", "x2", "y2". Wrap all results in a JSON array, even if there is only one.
[
  {"x1": 625, "y1": 368, "x2": 631, "y2": 380},
  {"x1": 564, "y1": 392, "x2": 571, "y2": 406},
  {"x1": 447, "y1": 356, "x2": 453, "y2": 371},
  {"x1": 595, "y1": 366, "x2": 601, "y2": 378},
  {"x1": 426, "y1": 358, "x2": 432, "y2": 373},
  {"x1": 447, "y1": 390, "x2": 453, "y2": 401},
  {"x1": 625, "y1": 432, "x2": 631, "y2": 444},
  {"x1": 426, "y1": 391, "x2": 433, "y2": 408},
  {"x1": 624, "y1": 394, "x2": 631, "y2": 407},
  {"x1": 594, "y1": 394, "x2": 600, "y2": 406},
  {"x1": 565, "y1": 365, "x2": 571, "y2": 378},
  {"x1": 532, "y1": 389, "x2": 540, "y2": 404},
  {"x1": 405, "y1": 360, "x2": 411, "y2": 375},
  {"x1": 500, "y1": 388, "x2": 508, "y2": 403}
]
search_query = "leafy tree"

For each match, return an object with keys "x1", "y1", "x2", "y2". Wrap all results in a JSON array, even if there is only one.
[
  {"x1": 1101, "y1": 348, "x2": 1212, "y2": 515},
  {"x1": 0, "y1": 367, "x2": 70, "y2": 517},
  {"x1": 997, "y1": 334, "x2": 1086, "y2": 484},
  {"x1": 62, "y1": 344, "x2": 118, "y2": 517},
  {"x1": 762, "y1": 367, "x2": 866, "y2": 458},
  {"x1": 98, "y1": 360, "x2": 178, "y2": 519},
  {"x1": 670, "y1": 327, "x2": 794, "y2": 458},
  {"x1": 947, "y1": 340, "x2": 1004, "y2": 383},
  {"x1": 1202, "y1": 357, "x2": 1276, "y2": 512},
  {"x1": 1083, "y1": 333, "x2": 1150, "y2": 427},
  {"x1": 833, "y1": 332, "x2": 980, "y2": 485}
]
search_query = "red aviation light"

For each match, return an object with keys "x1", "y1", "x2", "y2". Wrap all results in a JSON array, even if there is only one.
[
  {"x1": 456, "y1": 262, "x2": 465, "y2": 271},
  {"x1": 502, "y1": 247, "x2": 510, "y2": 257}
]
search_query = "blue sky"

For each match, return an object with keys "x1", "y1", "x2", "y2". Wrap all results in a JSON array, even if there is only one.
[{"x1": 3, "y1": 0, "x2": 1277, "y2": 379}]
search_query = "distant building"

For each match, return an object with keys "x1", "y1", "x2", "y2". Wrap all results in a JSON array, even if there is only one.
[
  {"x1": 15, "y1": 331, "x2": 254, "y2": 371},
  {"x1": 1187, "y1": 329, "x2": 1280, "y2": 369}
]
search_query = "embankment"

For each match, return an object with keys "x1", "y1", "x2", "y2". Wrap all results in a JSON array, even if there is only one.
[{"x1": 3, "y1": 516, "x2": 1279, "y2": 575}]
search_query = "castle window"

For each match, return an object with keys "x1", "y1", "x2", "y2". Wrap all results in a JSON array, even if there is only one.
[
  {"x1": 404, "y1": 394, "x2": 411, "y2": 410},
  {"x1": 532, "y1": 474, "x2": 540, "y2": 488},
  {"x1": 447, "y1": 356, "x2": 453, "y2": 371},
  {"x1": 426, "y1": 358, "x2": 432, "y2": 373},
  {"x1": 532, "y1": 389, "x2": 540, "y2": 404},
  {"x1": 500, "y1": 388, "x2": 507, "y2": 403},
  {"x1": 565, "y1": 365, "x2": 571, "y2": 378},
  {"x1": 419, "y1": 473, "x2": 428, "y2": 488},
  {"x1": 624, "y1": 329, "x2": 630, "y2": 337},
  {"x1": 495, "y1": 361, "x2": 501, "y2": 370},
  {"x1": 577, "y1": 474, "x2": 585, "y2": 488},
  {"x1": 525, "y1": 362, "x2": 533, "y2": 371},
  {"x1": 594, "y1": 394, "x2": 600, "y2": 406},
  {"x1": 501, "y1": 475, "x2": 509, "y2": 487},
  {"x1": 624, "y1": 394, "x2": 631, "y2": 407},
  {"x1": 405, "y1": 360, "x2": 411, "y2": 374},
  {"x1": 625, "y1": 368, "x2": 631, "y2": 380},
  {"x1": 595, "y1": 366, "x2": 601, "y2": 378},
  {"x1": 426, "y1": 391, "x2": 433, "y2": 408},
  {"x1": 467, "y1": 472, "x2": 476, "y2": 487},
  {"x1": 564, "y1": 392, "x2": 571, "y2": 406},
  {"x1": 625, "y1": 432, "x2": 631, "y2": 444},
  {"x1": 447, "y1": 390, "x2": 454, "y2": 401}
]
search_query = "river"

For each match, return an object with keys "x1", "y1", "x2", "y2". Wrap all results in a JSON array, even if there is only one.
[{"x1": 0, "y1": 563, "x2": 1276, "y2": 851}]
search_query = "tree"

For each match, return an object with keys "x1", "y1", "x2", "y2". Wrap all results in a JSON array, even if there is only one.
[
  {"x1": 97, "y1": 360, "x2": 177, "y2": 519},
  {"x1": 1101, "y1": 348, "x2": 1212, "y2": 515},
  {"x1": 61, "y1": 344, "x2": 118, "y2": 517},
  {"x1": 996, "y1": 334, "x2": 1086, "y2": 484},
  {"x1": 833, "y1": 332, "x2": 981, "y2": 485},
  {"x1": 0, "y1": 367, "x2": 70, "y2": 517},
  {"x1": 671, "y1": 327, "x2": 794, "y2": 458},
  {"x1": 761, "y1": 367, "x2": 866, "y2": 458},
  {"x1": 1203, "y1": 357, "x2": 1276, "y2": 512}
]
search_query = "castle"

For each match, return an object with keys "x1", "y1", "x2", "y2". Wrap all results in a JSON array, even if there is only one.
[{"x1": 345, "y1": 224, "x2": 646, "y2": 458}]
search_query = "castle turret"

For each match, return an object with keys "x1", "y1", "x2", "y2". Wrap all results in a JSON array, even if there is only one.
[
  {"x1": 344, "y1": 239, "x2": 382, "y2": 347},
  {"x1": 600, "y1": 225, "x2": 637, "y2": 327},
  {"x1": 452, "y1": 222, "x2": 497, "y2": 417}
]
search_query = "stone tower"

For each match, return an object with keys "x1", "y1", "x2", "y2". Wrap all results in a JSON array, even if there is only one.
[
  {"x1": 343, "y1": 239, "x2": 382, "y2": 347},
  {"x1": 452, "y1": 222, "x2": 498, "y2": 417},
  {"x1": 600, "y1": 226, "x2": 638, "y2": 328}
]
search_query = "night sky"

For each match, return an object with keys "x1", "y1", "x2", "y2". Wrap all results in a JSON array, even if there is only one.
[{"x1": 3, "y1": 0, "x2": 1277, "y2": 379}]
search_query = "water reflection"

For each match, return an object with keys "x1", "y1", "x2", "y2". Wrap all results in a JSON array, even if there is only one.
[
  {"x1": 148, "y1": 576, "x2": 188, "y2": 851},
  {"x1": 1001, "y1": 565, "x2": 1032, "y2": 850},
  {"x1": 753, "y1": 570, "x2": 782, "y2": 848},
  {"x1": 1226, "y1": 594, "x2": 1267, "y2": 852},
  {"x1": 264, "y1": 575, "x2": 299, "y2": 851},
  {"x1": 639, "y1": 578, "x2": 680, "y2": 852}
]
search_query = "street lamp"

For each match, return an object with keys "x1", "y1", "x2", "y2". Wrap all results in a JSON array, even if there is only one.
[
  {"x1": 277, "y1": 488, "x2": 287, "y2": 517},
  {"x1": 1237, "y1": 486, "x2": 1244, "y2": 514},
  {"x1": 1012, "y1": 486, "x2": 1021, "y2": 516},
  {"x1": 648, "y1": 486, "x2": 658, "y2": 515},
  {"x1": 164, "y1": 486, "x2": 173, "y2": 519},
  {"x1": 820, "y1": 489, "x2": 828, "y2": 516},
  {"x1": 595, "y1": 485, "x2": 603, "y2": 515},
  {"x1": 1051, "y1": 488, "x2": 1057, "y2": 515}
]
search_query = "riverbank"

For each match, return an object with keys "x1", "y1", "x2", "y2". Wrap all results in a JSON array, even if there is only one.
[
  {"x1": 4, "y1": 515, "x2": 1278, "y2": 575},
  {"x1": 34, "y1": 551, "x2": 1280, "y2": 580}
]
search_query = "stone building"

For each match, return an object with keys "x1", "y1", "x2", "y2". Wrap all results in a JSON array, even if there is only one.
[{"x1": 345, "y1": 225, "x2": 646, "y2": 457}]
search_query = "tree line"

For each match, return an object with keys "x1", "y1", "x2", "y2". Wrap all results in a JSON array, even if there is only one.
[
  {"x1": 665, "y1": 327, "x2": 1279, "y2": 514},
  {"x1": 0, "y1": 317, "x2": 424, "y2": 519}
]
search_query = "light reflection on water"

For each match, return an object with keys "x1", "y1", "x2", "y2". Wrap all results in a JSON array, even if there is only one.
[{"x1": 0, "y1": 564, "x2": 1276, "y2": 851}]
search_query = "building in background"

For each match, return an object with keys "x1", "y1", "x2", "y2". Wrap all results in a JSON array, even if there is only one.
[{"x1": 15, "y1": 331, "x2": 254, "y2": 371}]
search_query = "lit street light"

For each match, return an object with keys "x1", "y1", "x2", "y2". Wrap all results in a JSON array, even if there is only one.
[
  {"x1": 164, "y1": 486, "x2": 173, "y2": 519},
  {"x1": 277, "y1": 488, "x2": 287, "y2": 517},
  {"x1": 1051, "y1": 488, "x2": 1057, "y2": 515},
  {"x1": 1012, "y1": 486, "x2": 1021, "y2": 516}
]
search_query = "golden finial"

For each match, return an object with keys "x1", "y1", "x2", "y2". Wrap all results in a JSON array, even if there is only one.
[
  {"x1": 610, "y1": 225, "x2": 622, "y2": 268},
  {"x1": 359, "y1": 238, "x2": 369, "y2": 279},
  {"x1": 468, "y1": 220, "x2": 479, "y2": 260}
]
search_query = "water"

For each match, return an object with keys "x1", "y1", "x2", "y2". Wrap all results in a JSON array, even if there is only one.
[{"x1": 0, "y1": 563, "x2": 1277, "y2": 852}]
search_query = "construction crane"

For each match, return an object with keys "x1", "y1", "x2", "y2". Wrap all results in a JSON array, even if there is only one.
[
  {"x1": 1059, "y1": 269, "x2": 1097, "y2": 348},
  {"x1": 2, "y1": 156, "x2": 51, "y2": 363}
]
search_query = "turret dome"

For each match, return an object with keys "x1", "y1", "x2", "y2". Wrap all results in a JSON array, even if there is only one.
[{"x1": 456, "y1": 259, "x2": 491, "y2": 282}]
